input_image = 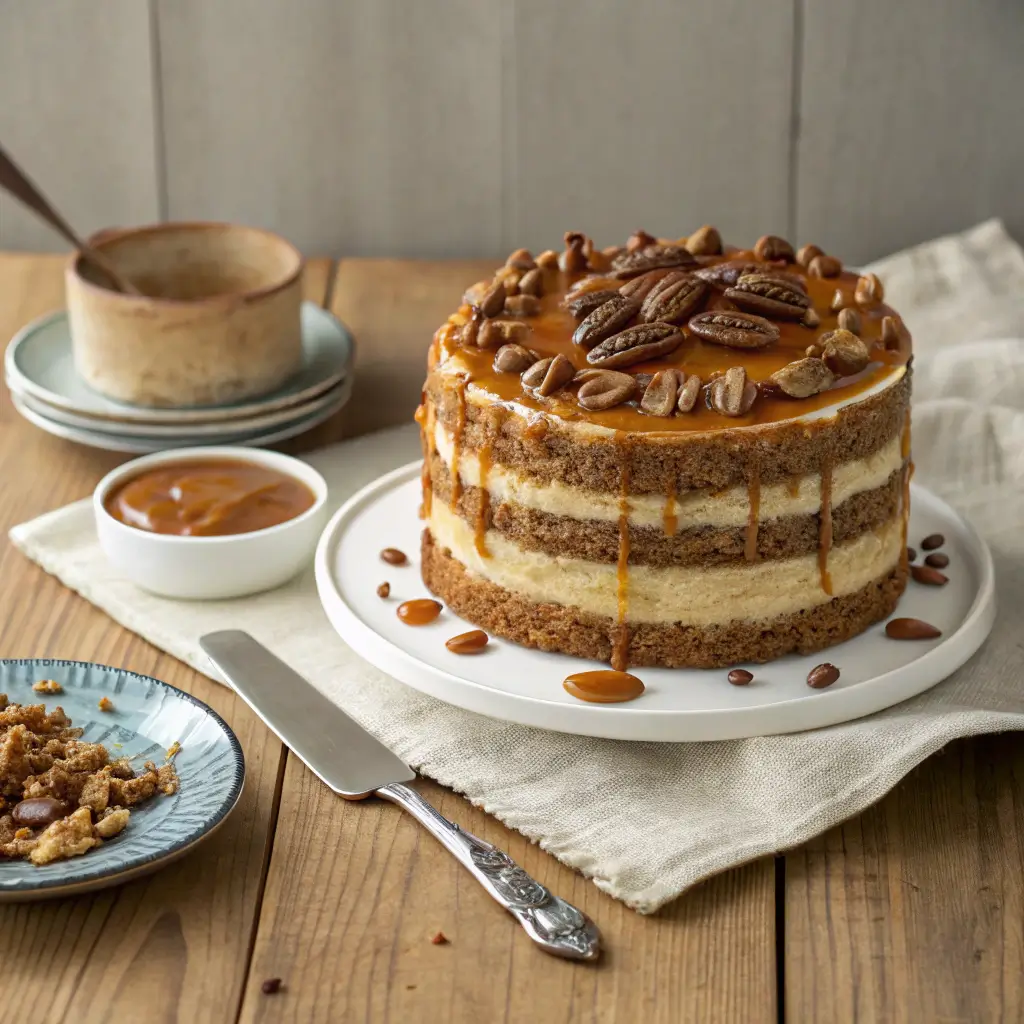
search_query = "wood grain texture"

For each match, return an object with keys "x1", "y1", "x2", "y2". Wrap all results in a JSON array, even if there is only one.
[
  {"x1": 785, "y1": 736, "x2": 1024, "y2": 1022},
  {"x1": 504, "y1": 0, "x2": 795, "y2": 253},
  {"x1": 0, "y1": 256, "x2": 330, "y2": 1024},
  {"x1": 156, "y1": 0, "x2": 503, "y2": 259},
  {"x1": 796, "y1": 0, "x2": 1024, "y2": 264},
  {"x1": 331, "y1": 258, "x2": 496, "y2": 438},
  {"x1": 0, "y1": 2, "x2": 161, "y2": 251},
  {"x1": 240, "y1": 761, "x2": 776, "y2": 1024}
]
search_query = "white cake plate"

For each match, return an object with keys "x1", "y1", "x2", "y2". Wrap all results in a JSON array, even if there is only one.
[{"x1": 315, "y1": 462, "x2": 996, "y2": 742}]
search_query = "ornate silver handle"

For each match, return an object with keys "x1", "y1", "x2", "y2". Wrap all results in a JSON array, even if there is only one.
[{"x1": 377, "y1": 782, "x2": 600, "y2": 961}]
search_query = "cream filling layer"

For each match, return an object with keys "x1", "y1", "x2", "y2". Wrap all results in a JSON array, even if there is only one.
[
  {"x1": 433, "y1": 422, "x2": 902, "y2": 531},
  {"x1": 428, "y1": 502, "x2": 902, "y2": 626}
]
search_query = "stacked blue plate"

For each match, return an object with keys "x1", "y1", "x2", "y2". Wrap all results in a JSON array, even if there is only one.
[{"x1": 4, "y1": 302, "x2": 353, "y2": 453}]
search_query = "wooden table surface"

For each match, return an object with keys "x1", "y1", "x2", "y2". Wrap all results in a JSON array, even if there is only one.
[{"x1": 0, "y1": 252, "x2": 1021, "y2": 1024}]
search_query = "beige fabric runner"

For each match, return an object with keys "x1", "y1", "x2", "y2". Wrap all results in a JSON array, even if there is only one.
[{"x1": 10, "y1": 219, "x2": 1024, "y2": 912}]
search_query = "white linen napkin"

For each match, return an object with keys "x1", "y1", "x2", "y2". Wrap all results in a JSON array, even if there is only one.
[{"x1": 10, "y1": 219, "x2": 1024, "y2": 913}]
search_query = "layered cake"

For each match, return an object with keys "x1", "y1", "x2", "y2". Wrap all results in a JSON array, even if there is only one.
[{"x1": 417, "y1": 228, "x2": 912, "y2": 669}]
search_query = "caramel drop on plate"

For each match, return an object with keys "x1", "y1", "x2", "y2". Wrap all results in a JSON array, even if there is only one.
[
  {"x1": 397, "y1": 599, "x2": 442, "y2": 626},
  {"x1": 446, "y1": 629, "x2": 489, "y2": 654},
  {"x1": 563, "y1": 670, "x2": 645, "y2": 704}
]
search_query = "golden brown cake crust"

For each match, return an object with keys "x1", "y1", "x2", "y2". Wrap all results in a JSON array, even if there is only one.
[
  {"x1": 425, "y1": 368, "x2": 910, "y2": 493},
  {"x1": 422, "y1": 529, "x2": 908, "y2": 669},
  {"x1": 429, "y1": 456, "x2": 905, "y2": 567}
]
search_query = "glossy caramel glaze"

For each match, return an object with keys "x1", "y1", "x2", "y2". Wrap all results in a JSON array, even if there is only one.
[
  {"x1": 105, "y1": 459, "x2": 315, "y2": 537},
  {"x1": 562, "y1": 670, "x2": 645, "y2": 703},
  {"x1": 428, "y1": 245, "x2": 911, "y2": 434}
]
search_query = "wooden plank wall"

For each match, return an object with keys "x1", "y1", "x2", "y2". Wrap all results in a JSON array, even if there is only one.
[{"x1": 1, "y1": 0, "x2": 1023, "y2": 264}]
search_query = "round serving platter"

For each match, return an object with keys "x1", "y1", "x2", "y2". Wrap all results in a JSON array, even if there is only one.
[
  {"x1": 5, "y1": 301, "x2": 353, "y2": 425},
  {"x1": 315, "y1": 462, "x2": 996, "y2": 743},
  {"x1": 0, "y1": 659, "x2": 244, "y2": 901}
]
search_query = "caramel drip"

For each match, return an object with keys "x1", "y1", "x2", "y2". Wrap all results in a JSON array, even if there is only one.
[
  {"x1": 787, "y1": 476, "x2": 802, "y2": 499},
  {"x1": 663, "y1": 478, "x2": 678, "y2": 537},
  {"x1": 818, "y1": 457, "x2": 834, "y2": 595},
  {"x1": 612, "y1": 438, "x2": 631, "y2": 672},
  {"x1": 563, "y1": 670, "x2": 645, "y2": 704},
  {"x1": 744, "y1": 464, "x2": 761, "y2": 562},
  {"x1": 475, "y1": 441, "x2": 492, "y2": 558},
  {"x1": 449, "y1": 378, "x2": 468, "y2": 511},
  {"x1": 420, "y1": 402, "x2": 435, "y2": 520}
]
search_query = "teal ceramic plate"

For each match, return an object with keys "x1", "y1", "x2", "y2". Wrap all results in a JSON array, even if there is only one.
[
  {"x1": 5, "y1": 301, "x2": 353, "y2": 425},
  {"x1": 0, "y1": 659, "x2": 244, "y2": 901}
]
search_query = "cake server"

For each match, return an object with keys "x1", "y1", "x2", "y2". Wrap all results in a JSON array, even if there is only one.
[{"x1": 199, "y1": 629, "x2": 601, "y2": 962}]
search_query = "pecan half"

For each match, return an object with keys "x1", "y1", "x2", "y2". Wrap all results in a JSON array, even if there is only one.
[
  {"x1": 611, "y1": 244, "x2": 696, "y2": 279},
  {"x1": 573, "y1": 295, "x2": 641, "y2": 348},
  {"x1": 837, "y1": 307, "x2": 862, "y2": 334},
  {"x1": 640, "y1": 368, "x2": 685, "y2": 417},
  {"x1": 577, "y1": 370, "x2": 637, "y2": 411},
  {"x1": 688, "y1": 310, "x2": 781, "y2": 349},
  {"x1": 881, "y1": 314, "x2": 908, "y2": 349},
  {"x1": 710, "y1": 367, "x2": 758, "y2": 416},
  {"x1": 505, "y1": 294, "x2": 540, "y2": 317},
  {"x1": 479, "y1": 279, "x2": 507, "y2": 318},
  {"x1": 586, "y1": 323, "x2": 684, "y2": 369},
  {"x1": 771, "y1": 358, "x2": 835, "y2": 398},
  {"x1": 686, "y1": 225, "x2": 723, "y2": 256},
  {"x1": 725, "y1": 273, "x2": 812, "y2": 319},
  {"x1": 753, "y1": 235, "x2": 795, "y2": 262},
  {"x1": 563, "y1": 288, "x2": 621, "y2": 319},
  {"x1": 505, "y1": 248, "x2": 536, "y2": 271},
  {"x1": 518, "y1": 267, "x2": 544, "y2": 297},
  {"x1": 855, "y1": 272, "x2": 885, "y2": 305},
  {"x1": 694, "y1": 260, "x2": 761, "y2": 289},
  {"x1": 808, "y1": 254, "x2": 842, "y2": 278},
  {"x1": 522, "y1": 354, "x2": 574, "y2": 396},
  {"x1": 796, "y1": 243, "x2": 823, "y2": 268},
  {"x1": 478, "y1": 318, "x2": 530, "y2": 348},
  {"x1": 627, "y1": 229, "x2": 657, "y2": 252},
  {"x1": 559, "y1": 232, "x2": 588, "y2": 272},
  {"x1": 677, "y1": 374, "x2": 703, "y2": 412},
  {"x1": 583, "y1": 238, "x2": 612, "y2": 272},
  {"x1": 821, "y1": 329, "x2": 869, "y2": 376},
  {"x1": 619, "y1": 267, "x2": 676, "y2": 301},
  {"x1": 493, "y1": 343, "x2": 537, "y2": 374},
  {"x1": 640, "y1": 274, "x2": 708, "y2": 324}
]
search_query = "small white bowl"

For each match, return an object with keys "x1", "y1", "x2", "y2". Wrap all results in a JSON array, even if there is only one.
[{"x1": 94, "y1": 447, "x2": 328, "y2": 600}]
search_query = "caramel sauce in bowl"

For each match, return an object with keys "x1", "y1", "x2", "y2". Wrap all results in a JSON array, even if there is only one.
[{"x1": 93, "y1": 447, "x2": 328, "y2": 600}]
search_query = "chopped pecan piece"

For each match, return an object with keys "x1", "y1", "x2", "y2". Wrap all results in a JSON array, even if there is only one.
[
  {"x1": 771, "y1": 358, "x2": 835, "y2": 398},
  {"x1": 796, "y1": 243, "x2": 823, "y2": 268},
  {"x1": 837, "y1": 307, "x2": 862, "y2": 334},
  {"x1": 676, "y1": 374, "x2": 703, "y2": 412},
  {"x1": 640, "y1": 369, "x2": 685, "y2": 417},
  {"x1": 881, "y1": 314, "x2": 909, "y2": 349},
  {"x1": 479, "y1": 280, "x2": 507, "y2": 318},
  {"x1": 559, "y1": 232, "x2": 588, "y2": 273},
  {"x1": 478, "y1": 319, "x2": 530, "y2": 349},
  {"x1": 522, "y1": 354, "x2": 574, "y2": 397},
  {"x1": 709, "y1": 367, "x2": 757, "y2": 416},
  {"x1": 492, "y1": 343, "x2": 537, "y2": 374},
  {"x1": 808, "y1": 254, "x2": 842, "y2": 278},
  {"x1": 821, "y1": 329, "x2": 870, "y2": 376},
  {"x1": 686, "y1": 225, "x2": 723, "y2": 256},
  {"x1": 753, "y1": 235, "x2": 795, "y2": 262},
  {"x1": 577, "y1": 370, "x2": 636, "y2": 411},
  {"x1": 855, "y1": 272, "x2": 885, "y2": 305},
  {"x1": 535, "y1": 249, "x2": 559, "y2": 270},
  {"x1": 627, "y1": 229, "x2": 657, "y2": 252},
  {"x1": 504, "y1": 294, "x2": 540, "y2": 317},
  {"x1": 518, "y1": 268, "x2": 544, "y2": 297},
  {"x1": 505, "y1": 248, "x2": 536, "y2": 271}
]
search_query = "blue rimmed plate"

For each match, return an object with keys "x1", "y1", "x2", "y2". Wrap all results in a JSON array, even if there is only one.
[{"x1": 0, "y1": 659, "x2": 244, "y2": 901}]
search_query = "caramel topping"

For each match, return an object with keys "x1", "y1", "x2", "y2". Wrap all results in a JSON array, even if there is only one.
[
  {"x1": 563, "y1": 670, "x2": 645, "y2": 704},
  {"x1": 431, "y1": 245, "x2": 910, "y2": 435},
  {"x1": 475, "y1": 440, "x2": 492, "y2": 558},
  {"x1": 397, "y1": 599, "x2": 442, "y2": 626},
  {"x1": 818, "y1": 457, "x2": 834, "y2": 595},
  {"x1": 104, "y1": 459, "x2": 315, "y2": 537},
  {"x1": 449, "y1": 378, "x2": 468, "y2": 510},
  {"x1": 613, "y1": 442, "x2": 631, "y2": 670}
]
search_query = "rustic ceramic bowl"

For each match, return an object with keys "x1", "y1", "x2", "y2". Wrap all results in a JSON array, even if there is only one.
[{"x1": 66, "y1": 222, "x2": 304, "y2": 409}]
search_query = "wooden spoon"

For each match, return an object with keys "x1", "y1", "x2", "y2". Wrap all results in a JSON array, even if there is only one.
[{"x1": 0, "y1": 142, "x2": 142, "y2": 295}]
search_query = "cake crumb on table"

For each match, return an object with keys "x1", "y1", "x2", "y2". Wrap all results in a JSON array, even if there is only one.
[
  {"x1": 430, "y1": 931, "x2": 449, "y2": 945},
  {"x1": 97, "y1": 697, "x2": 114, "y2": 712},
  {"x1": 261, "y1": 978, "x2": 282, "y2": 995},
  {"x1": 32, "y1": 680, "x2": 63, "y2": 694}
]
